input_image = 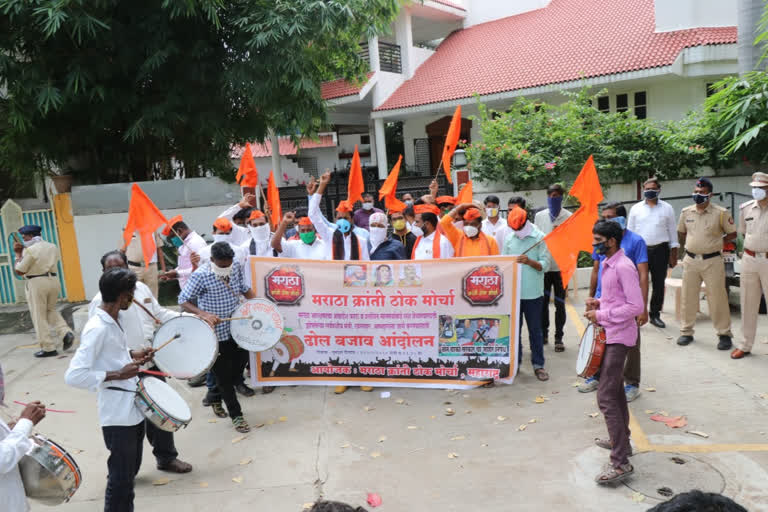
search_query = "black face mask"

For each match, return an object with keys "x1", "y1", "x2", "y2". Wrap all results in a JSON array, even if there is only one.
[
  {"x1": 593, "y1": 242, "x2": 608, "y2": 255},
  {"x1": 643, "y1": 190, "x2": 660, "y2": 200},
  {"x1": 692, "y1": 193, "x2": 710, "y2": 205}
]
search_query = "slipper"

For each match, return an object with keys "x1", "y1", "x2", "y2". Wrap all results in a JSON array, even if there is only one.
[
  {"x1": 595, "y1": 463, "x2": 634, "y2": 485},
  {"x1": 534, "y1": 368, "x2": 549, "y2": 381}
]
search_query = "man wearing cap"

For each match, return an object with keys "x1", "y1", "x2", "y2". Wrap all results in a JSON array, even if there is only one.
[
  {"x1": 197, "y1": 218, "x2": 248, "y2": 268},
  {"x1": 389, "y1": 207, "x2": 417, "y2": 257},
  {"x1": 159, "y1": 217, "x2": 207, "y2": 290},
  {"x1": 411, "y1": 204, "x2": 454, "y2": 260},
  {"x1": 272, "y1": 212, "x2": 327, "y2": 259},
  {"x1": 732, "y1": 172, "x2": 768, "y2": 359},
  {"x1": 13, "y1": 225, "x2": 74, "y2": 357},
  {"x1": 240, "y1": 210, "x2": 273, "y2": 258},
  {"x1": 436, "y1": 196, "x2": 456, "y2": 217},
  {"x1": 440, "y1": 204, "x2": 500, "y2": 257},
  {"x1": 676, "y1": 177, "x2": 736, "y2": 350},
  {"x1": 124, "y1": 232, "x2": 165, "y2": 297},
  {"x1": 352, "y1": 192, "x2": 384, "y2": 230},
  {"x1": 218, "y1": 193, "x2": 255, "y2": 246},
  {"x1": 309, "y1": 172, "x2": 370, "y2": 261},
  {"x1": 368, "y1": 212, "x2": 406, "y2": 260}
]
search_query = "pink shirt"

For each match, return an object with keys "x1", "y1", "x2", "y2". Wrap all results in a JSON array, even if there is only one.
[
  {"x1": 176, "y1": 231, "x2": 207, "y2": 289},
  {"x1": 595, "y1": 249, "x2": 644, "y2": 346}
]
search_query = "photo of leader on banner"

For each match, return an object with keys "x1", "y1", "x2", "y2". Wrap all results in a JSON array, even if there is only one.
[{"x1": 438, "y1": 315, "x2": 510, "y2": 358}]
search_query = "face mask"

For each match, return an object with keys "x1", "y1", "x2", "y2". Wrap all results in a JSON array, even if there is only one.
[
  {"x1": 170, "y1": 236, "x2": 183, "y2": 248},
  {"x1": 692, "y1": 193, "x2": 710, "y2": 205},
  {"x1": 404, "y1": 200, "x2": 414, "y2": 207},
  {"x1": 392, "y1": 219, "x2": 406, "y2": 231},
  {"x1": 211, "y1": 261, "x2": 233, "y2": 278},
  {"x1": 593, "y1": 242, "x2": 608, "y2": 255},
  {"x1": 369, "y1": 227, "x2": 388, "y2": 245},
  {"x1": 24, "y1": 236, "x2": 42, "y2": 247},
  {"x1": 547, "y1": 196, "x2": 563, "y2": 218},
  {"x1": 249, "y1": 224, "x2": 270, "y2": 242},
  {"x1": 514, "y1": 222, "x2": 533, "y2": 239},
  {"x1": 411, "y1": 225, "x2": 424, "y2": 238},
  {"x1": 299, "y1": 231, "x2": 317, "y2": 245},
  {"x1": 486, "y1": 208, "x2": 499, "y2": 218},
  {"x1": 213, "y1": 233, "x2": 231, "y2": 243},
  {"x1": 463, "y1": 225, "x2": 479, "y2": 238},
  {"x1": 442, "y1": 208, "x2": 452, "y2": 216},
  {"x1": 336, "y1": 218, "x2": 352, "y2": 234},
  {"x1": 362, "y1": 202, "x2": 374, "y2": 211},
  {"x1": 608, "y1": 216, "x2": 627, "y2": 230},
  {"x1": 644, "y1": 189, "x2": 660, "y2": 200},
  {"x1": 752, "y1": 188, "x2": 767, "y2": 201}
]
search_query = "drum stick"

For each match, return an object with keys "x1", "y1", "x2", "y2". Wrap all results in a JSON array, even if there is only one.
[
  {"x1": 12, "y1": 401, "x2": 76, "y2": 414},
  {"x1": 220, "y1": 316, "x2": 253, "y2": 322},
  {"x1": 155, "y1": 333, "x2": 181, "y2": 351},
  {"x1": 132, "y1": 299, "x2": 161, "y2": 324}
]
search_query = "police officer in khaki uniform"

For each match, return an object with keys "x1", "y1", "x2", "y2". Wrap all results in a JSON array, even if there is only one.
[
  {"x1": 124, "y1": 232, "x2": 165, "y2": 297},
  {"x1": 732, "y1": 172, "x2": 768, "y2": 359},
  {"x1": 13, "y1": 225, "x2": 74, "y2": 357},
  {"x1": 676, "y1": 178, "x2": 737, "y2": 350}
]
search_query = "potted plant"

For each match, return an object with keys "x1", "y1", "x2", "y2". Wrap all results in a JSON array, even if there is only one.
[{"x1": 49, "y1": 168, "x2": 74, "y2": 193}]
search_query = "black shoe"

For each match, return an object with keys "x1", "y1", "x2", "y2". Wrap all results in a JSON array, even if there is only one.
[
  {"x1": 187, "y1": 374, "x2": 207, "y2": 388},
  {"x1": 34, "y1": 350, "x2": 58, "y2": 358},
  {"x1": 717, "y1": 336, "x2": 732, "y2": 351},
  {"x1": 649, "y1": 316, "x2": 666, "y2": 329},
  {"x1": 235, "y1": 383, "x2": 255, "y2": 397},
  {"x1": 262, "y1": 386, "x2": 276, "y2": 394},
  {"x1": 676, "y1": 335, "x2": 694, "y2": 346},
  {"x1": 202, "y1": 393, "x2": 213, "y2": 407},
  {"x1": 62, "y1": 332, "x2": 74, "y2": 351}
]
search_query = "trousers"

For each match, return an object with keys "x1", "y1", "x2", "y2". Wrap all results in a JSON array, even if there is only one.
[
  {"x1": 739, "y1": 254, "x2": 768, "y2": 351},
  {"x1": 680, "y1": 255, "x2": 732, "y2": 337},
  {"x1": 25, "y1": 275, "x2": 70, "y2": 351},
  {"x1": 130, "y1": 262, "x2": 159, "y2": 297},
  {"x1": 208, "y1": 339, "x2": 246, "y2": 418},
  {"x1": 145, "y1": 367, "x2": 178, "y2": 465},
  {"x1": 518, "y1": 297, "x2": 545, "y2": 369},
  {"x1": 541, "y1": 271, "x2": 566, "y2": 341},
  {"x1": 597, "y1": 343, "x2": 631, "y2": 468},
  {"x1": 592, "y1": 331, "x2": 640, "y2": 387},
  {"x1": 102, "y1": 422, "x2": 145, "y2": 512},
  {"x1": 647, "y1": 243, "x2": 670, "y2": 318}
]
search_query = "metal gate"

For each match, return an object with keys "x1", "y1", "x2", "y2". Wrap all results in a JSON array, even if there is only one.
[{"x1": 0, "y1": 200, "x2": 67, "y2": 304}]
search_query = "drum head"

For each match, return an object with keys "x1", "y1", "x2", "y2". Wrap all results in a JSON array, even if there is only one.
[
  {"x1": 272, "y1": 342, "x2": 291, "y2": 364},
  {"x1": 152, "y1": 316, "x2": 218, "y2": 379},
  {"x1": 230, "y1": 298, "x2": 284, "y2": 352},
  {"x1": 575, "y1": 323, "x2": 595, "y2": 375},
  {"x1": 142, "y1": 377, "x2": 192, "y2": 422}
]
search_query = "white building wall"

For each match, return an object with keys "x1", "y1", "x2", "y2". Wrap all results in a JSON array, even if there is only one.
[
  {"x1": 654, "y1": 0, "x2": 737, "y2": 32},
  {"x1": 465, "y1": 0, "x2": 551, "y2": 27}
]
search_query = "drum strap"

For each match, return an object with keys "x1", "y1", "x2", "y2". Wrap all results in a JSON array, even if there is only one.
[{"x1": 105, "y1": 386, "x2": 138, "y2": 394}]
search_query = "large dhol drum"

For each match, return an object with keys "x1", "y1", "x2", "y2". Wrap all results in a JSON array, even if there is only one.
[
  {"x1": 152, "y1": 316, "x2": 218, "y2": 379},
  {"x1": 272, "y1": 333, "x2": 305, "y2": 364},
  {"x1": 230, "y1": 298, "x2": 284, "y2": 352},
  {"x1": 135, "y1": 377, "x2": 192, "y2": 433},
  {"x1": 19, "y1": 435, "x2": 82, "y2": 505},
  {"x1": 576, "y1": 323, "x2": 606, "y2": 378}
]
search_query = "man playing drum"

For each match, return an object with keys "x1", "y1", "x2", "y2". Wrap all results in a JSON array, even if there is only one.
[
  {"x1": 65, "y1": 268, "x2": 155, "y2": 511},
  {"x1": 584, "y1": 221, "x2": 644, "y2": 485},
  {"x1": 89, "y1": 251, "x2": 192, "y2": 474}
]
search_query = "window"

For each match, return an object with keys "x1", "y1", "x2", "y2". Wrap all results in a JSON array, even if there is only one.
[
  {"x1": 360, "y1": 134, "x2": 370, "y2": 145},
  {"x1": 297, "y1": 157, "x2": 318, "y2": 177},
  {"x1": 616, "y1": 94, "x2": 628, "y2": 113},
  {"x1": 634, "y1": 91, "x2": 647, "y2": 120},
  {"x1": 597, "y1": 96, "x2": 610, "y2": 113}
]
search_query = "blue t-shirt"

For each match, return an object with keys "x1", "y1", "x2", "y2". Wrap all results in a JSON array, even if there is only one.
[{"x1": 593, "y1": 229, "x2": 647, "y2": 298}]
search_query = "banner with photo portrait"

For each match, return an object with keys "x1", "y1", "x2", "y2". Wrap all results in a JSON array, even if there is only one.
[{"x1": 247, "y1": 256, "x2": 521, "y2": 389}]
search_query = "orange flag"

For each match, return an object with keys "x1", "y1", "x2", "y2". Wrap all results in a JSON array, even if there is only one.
[
  {"x1": 543, "y1": 156, "x2": 603, "y2": 286},
  {"x1": 235, "y1": 143, "x2": 259, "y2": 187},
  {"x1": 455, "y1": 179, "x2": 473, "y2": 204},
  {"x1": 347, "y1": 145, "x2": 364, "y2": 206},
  {"x1": 267, "y1": 170, "x2": 282, "y2": 231},
  {"x1": 379, "y1": 155, "x2": 406, "y2": 212},
  {"x1": 123, "y1": 184, "x2": 169, "y2": 268},
  {"x1": 440, "y1": 105, "x2": 461, "y2": 184}
]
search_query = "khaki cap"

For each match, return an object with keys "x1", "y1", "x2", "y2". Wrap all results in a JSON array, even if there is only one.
[{"x1": 750, "y1": 172, "x2": 768, "y2": 187}]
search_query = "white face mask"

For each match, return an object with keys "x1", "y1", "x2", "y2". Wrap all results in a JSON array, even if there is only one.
[
  {"x1": 411, "y1": 225, "x2": 424, "y2": 238},
  {"x1": 486, "y1": 208, "x2": 499, "y2": 218},
  {"x1": 212, "y1": 233, "x2": 231, "y2": 243},
  {"x1": 752, "y1": 187, "x2": 767, "y2": 201},
  {"x1": 463, "y1": 225, "x2": 479, "y2": 238},
  {"x1": 515, "y1": 221, "x2": 533, "y2": 239},
  {"x1": 362, "y1": 202, "x2": 374, "y2": 211},
  {"x1": 369, "y1": 227, "x2": 388, "y2": 245},
  {"x1": 211, "y1": 261, "x2": 233, "y2": 279},
  {"x1": 249, "y1": 224, "x2": 270, "y2": 242}
]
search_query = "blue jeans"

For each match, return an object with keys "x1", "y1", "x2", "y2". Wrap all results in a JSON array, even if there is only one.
[{"x1": 518, "y1": 296, "x2": 545, "y2": 370}]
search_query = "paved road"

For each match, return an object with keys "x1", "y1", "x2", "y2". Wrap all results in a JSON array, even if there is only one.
[{"x1": 2, "y1": 296, "x2": 767, "y2": 512}]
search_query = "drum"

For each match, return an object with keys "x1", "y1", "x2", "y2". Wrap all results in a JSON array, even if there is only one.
[
  {"x1": 135, "y1": 377, "x2": 192, "y2": 432},
  {"x1": 273, "y1": 333, "x2": 305, "y2": 364},
  {"x1": 19, "y1": 435, "x2": 82, "y2": 505},
  {"x1": 152, "y1": 316, "x2": 218, "y2": 379},
  {"x1": 230, "y1": 298, "x2": 284, "y2": 352},
  {"x1": 575, "y1": 323, "x2": 606, "y2": 378}
]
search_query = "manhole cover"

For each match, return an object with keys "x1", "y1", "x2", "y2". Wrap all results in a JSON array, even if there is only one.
[{"x1": 623, "y1": 453, "x2": 725, "y2": 500}]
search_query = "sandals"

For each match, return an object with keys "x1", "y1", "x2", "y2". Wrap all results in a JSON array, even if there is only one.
[
  {"x1": 594, "y1": 438, "x2": 633, "y2": 456},
  {"x1": 595, "y1": 463, "x2": 634, "y2": 485},
  {"x1": 211, "y1": 402, "x2": 228, "y2": 418},
  {"x1": 554, "y1": 342, "x2": 565, "y2": 353},
  {"x1": 232, "y1": 416, "x2": 251, "y2": 433},
  {"x1": 534, "y1": 368, "x2": 549, "y2": 381}
]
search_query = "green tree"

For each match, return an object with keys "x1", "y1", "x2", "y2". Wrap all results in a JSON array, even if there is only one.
[
  {"x1": 464, "y1": 89, "x2": 721, "y2": 190},
  {"x1": 0, "y1": 0, "x2": 399, "y2": 187}
]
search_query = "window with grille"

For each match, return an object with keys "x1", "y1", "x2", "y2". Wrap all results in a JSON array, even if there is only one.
[
  {"x1": 616, "y1": 94, "x2": 628, "y2": 113},
  {"x1": 414, "y1": 138, "x2": 431, "y2": 175},
  {"x1": 634, "y1": 91, "x2": 647, "y2": 119},
  {"x1": 297, "y1": 157, "x2": 319, "y2": 177},
  {"x1": 597, "y1": 96, "x2": 610, "y2": 113}
]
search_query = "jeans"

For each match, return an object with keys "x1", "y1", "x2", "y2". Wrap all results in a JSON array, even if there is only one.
[
  {"x1": 102, "y1": 422, "x2": 145, "y2": 512},
  {"x1": 597, "y1": 343, "x2": 631, "y2": 468},
  {"x1": 647, "y1": 243, "x2": 670, "y2": 318},
  {"x1": 208, "y1": 339, "x2": 246, "y2": 418},
  {"x1": 518, "y1": 297, "x2": 545, "y2": 369},
  {"x1": 542, "y1": 271, "x2": 566, "y2": 342}
]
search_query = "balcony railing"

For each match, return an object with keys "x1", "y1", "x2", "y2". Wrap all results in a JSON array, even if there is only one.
[{"x1": 359, "y1": 41, "x2": 402, "y2": 74}]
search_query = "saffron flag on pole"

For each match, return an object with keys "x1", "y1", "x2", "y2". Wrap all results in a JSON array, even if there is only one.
[
  {"x1": 347, "y1": 145, "x2": 364, "y2": 206},
  {"x1": 440, "y1": 105, "x2": 462, "y2": 184},
  {"x1": 235, "y1": 143, "x2": 259, "y2": 187},
  {"x1": 543, "y1": 155, "x2": 603, "y2": 286},
  {"x1": 123, "y1": 183, "x2": 169, "y2": 268},
  {"x1": 455, "y1": 179, "x2": 473, "y2": 205},
  {"x1": 378, "y1": 155, "x2": 406, "y2": 212},
  {"x1": 267, "y1": 170, "x2": 282, "y2": 231}
]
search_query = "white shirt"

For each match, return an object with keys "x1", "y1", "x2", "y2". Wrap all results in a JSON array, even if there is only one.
[
  {"x1": 176, "y1": 231, "x2": 208, "y2": 289},
  {"x1": 627, "y1": 199, "x2": 680, "y2": 248},
  {"x1": 534, "y1": 208, "x2": 572, "y2": 271},
  {"x1": 89, "y1": 281, "x2": 183, "y2": 349},
  {"x1": 412, "y1": 231, "x2": 455, "y2": 260},
  {"x1": 0, "y1": 418, "x2": 33, "y2": 512},
  {"x1": 278, "y1": 238, "x2": 328, "y2": 260},
  {"x1": 309, "y1": 193, "x2": 370, "y2": 260},
  {"x1": 198, "y1": 242, "x2": 248, "y2": 269},
  {"x1": 65, "y1": 308, "x2": 145, "y2": 427},
  {"x1": 218, "y1": 204, "x2": 252, "y2": 246},
  {"x1": 482, "y1": 217, "x2": 506, "y2": 239}
]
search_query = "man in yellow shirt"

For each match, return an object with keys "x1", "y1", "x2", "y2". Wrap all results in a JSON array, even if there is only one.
[{"x1": 439, "y1": 204, "x2": 500, "y2": 257}]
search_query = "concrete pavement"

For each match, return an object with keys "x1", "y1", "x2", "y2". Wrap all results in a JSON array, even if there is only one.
[{"x1": 2, "y1": 295, "x2": 767, "y2": 512}]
